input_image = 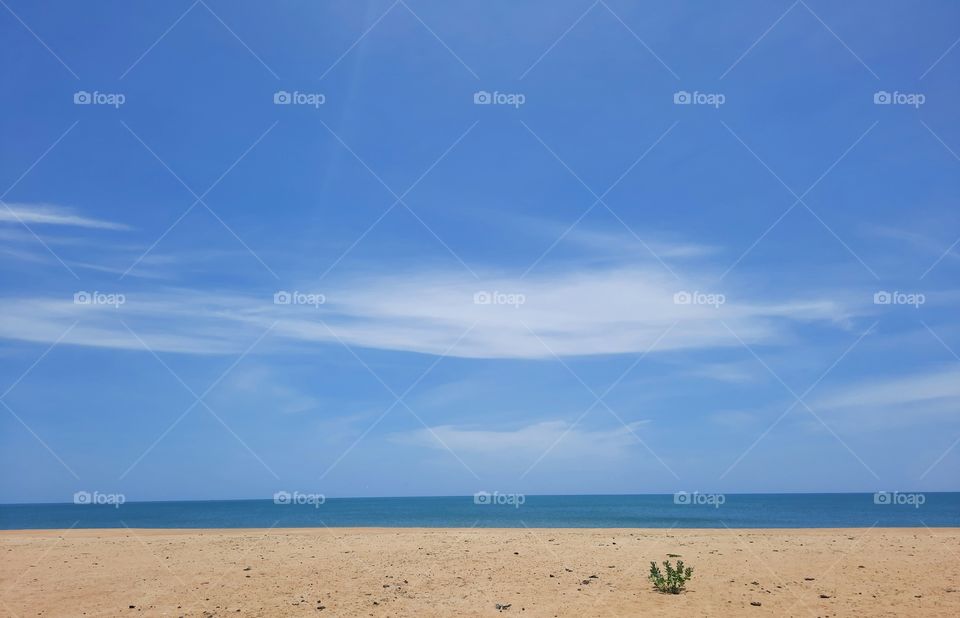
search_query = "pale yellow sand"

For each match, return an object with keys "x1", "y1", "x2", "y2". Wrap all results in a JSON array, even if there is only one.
[{"x1": 2, "y1": 528, "x2": 958, "y2": 617}]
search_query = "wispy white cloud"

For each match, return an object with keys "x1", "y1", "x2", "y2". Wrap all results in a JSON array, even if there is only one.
[
  {"x1": 0, "y1": 203, "x2": 131, "y2": 231},
  {"x1": 0, "y1": 220, "x2": 250, "y2": 280},
  {"x1": 267, "y1": 266, "x2": 854, "y2": 359},
  {"x1": 213, "y1": 366, "x2": 320, "y2": 414},
  {"x1": 488, "y1": 213, "x2": 721, "y2": 262},
  {"x1": 814, "y1": 366, "x2": 960, "y2": 429},
  {"x1": 0, "y1": 296, "x2": 242, "y2": 355},
  {"x1": 682, "y1": 361, "x2": 762, "y2": 383},
  {"x1": 392, "y1": 419, "x2": 650, "y2": 460},
  {"x1": 817, "y1": 366, "x2": 960, "y2": 410},
  {"x1": 563, "y1": 227, "x2": 720, "y2": 259},
  {"x1": 0, "y1": 264, "x2": 861, "y2": 358},
  {"x1": 868, "y1": 223, "x2": 960, "y2": 264}
]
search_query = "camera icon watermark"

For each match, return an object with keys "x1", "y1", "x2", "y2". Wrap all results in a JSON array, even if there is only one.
[
  {"x1": 673, "y1": 90, "x2": 725, "y2": 108},
  {"x1": 873, "y1": 91, "x2": 925, "y2": 108},
  {"x1": 73, "y1": 291, "x2": 126, "y2": 308},
  {"x1": 473, "y1": 90, "x2": 526, "y2": 108},
  {"x1": 273, "y1": 290, "x2": 326, "y2": 308},
  {"x1": 673, "y1": 491, "x2": 725, "y2": 508},
  {"x1": 73, "y1": 90, "x2": 126, "y2": 108},
  {"x1": 473, "y1": 491, "x2": 525, "y2": 508},
  {"x1": 873, "y1": 491, "x2": 925, "y2": 508},
  {"x1": 673, "y1": 290, "x2": 725, "y2": 308},
  {"x1": 273, "y1": 90, "x2": 325, "y2": 108},
  {"x1": 473, "y1": 290, "x2": 525, "y2": 307},
  {"x1": 273, "y1": 490, "x2": 325, "y2": 508},
  {"x1": 873, "y1": 290, "x2": 925, "y2": 308},
  {"x1": 73, "y1": 491, "x2": 126, "y2": 508}
]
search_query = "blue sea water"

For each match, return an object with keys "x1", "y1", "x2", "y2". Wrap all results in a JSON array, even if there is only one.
[{"x1": 1, "y1": 493, "x2": 957, "y2": 530}]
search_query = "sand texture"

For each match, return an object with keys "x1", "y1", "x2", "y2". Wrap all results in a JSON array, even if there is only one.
[{"x1": 2, "y1": 527, "x2": 959, "y2": 617}]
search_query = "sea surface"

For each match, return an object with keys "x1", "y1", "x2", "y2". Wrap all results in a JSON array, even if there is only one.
[{"x1": 1, "y1": 493, "x2": 958, "y2": 530}]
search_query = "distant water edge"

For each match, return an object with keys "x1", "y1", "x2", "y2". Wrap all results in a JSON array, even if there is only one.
[{"x1": 2, "y1": 493, "x2": 958, "y2": 530}]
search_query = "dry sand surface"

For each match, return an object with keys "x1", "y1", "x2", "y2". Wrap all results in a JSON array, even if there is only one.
[{"x1": 2, "y1": 527, "x2": 959, "y2": 617}]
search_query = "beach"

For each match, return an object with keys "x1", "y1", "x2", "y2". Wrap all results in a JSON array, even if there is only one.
[{"x1": 2, "y1": 528, "x2": 958, "y2": 616}]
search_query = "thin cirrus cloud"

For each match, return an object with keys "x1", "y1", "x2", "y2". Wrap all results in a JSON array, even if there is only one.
[
  {"x1": 490, "y1": 213, "x2": 722, "y2": 262},
  {"x1": 561, "y1": 227, "x2": 720, "y2": 259},
  {"x1": 809, "y1": 366, "x2": 960, "y2": 432},
  {"x1": 0, "y1": 207, "x2": 860, "y2": 358},
  {"x1": 0, "y1": 264, "x2": 859, "y2": 359},
  {"x1": 391, "y1": 420, "x2": 651, "y2": 460},
  {"x1": 287, "y1": 268, "x2": 856, "y2": 358},
  {"x1": 0, "y1": 203, "x2": 131, "y2": 231},
  {"x1": 815, "y1": 366, "x2": 960, "y2": 415}
]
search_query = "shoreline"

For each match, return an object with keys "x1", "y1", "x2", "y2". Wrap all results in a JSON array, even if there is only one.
[
  {"x1": 3, "y1": 525, "x2": 959, "y2": 533},
  {"x1": 3, "y1": 527, "x2": 959, "y2": 616}
]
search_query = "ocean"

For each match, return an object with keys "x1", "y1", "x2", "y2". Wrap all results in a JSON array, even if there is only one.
[{"x1": 2, "y1": 493, "x2": 958, "y2": 529}]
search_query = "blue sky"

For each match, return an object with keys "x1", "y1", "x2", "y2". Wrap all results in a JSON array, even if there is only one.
[{"x1": 1, "y1": 0, "x2": 958, "y2": 502}]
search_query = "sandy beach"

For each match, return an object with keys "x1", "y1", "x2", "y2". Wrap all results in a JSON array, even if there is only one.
[{"x1": 1, "y1": 527, "x2": 958, "y2": 617}]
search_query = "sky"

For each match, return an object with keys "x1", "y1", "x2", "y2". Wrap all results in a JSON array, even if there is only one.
[{"x1": 1, "y1": 0, "x2": 958, "y2": 503}]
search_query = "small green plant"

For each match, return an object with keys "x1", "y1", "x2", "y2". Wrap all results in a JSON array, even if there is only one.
[{"x1": 648, "y1": 559, "x2": 694, "y2": 594}]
